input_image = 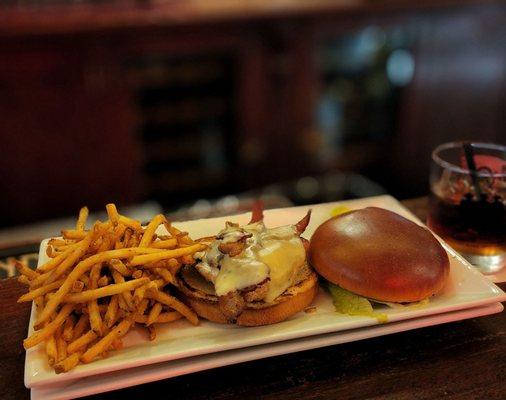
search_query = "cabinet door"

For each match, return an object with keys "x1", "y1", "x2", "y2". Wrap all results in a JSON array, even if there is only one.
[{"x1": 0, "y1": 44, "x2": 142, "y2": 226}]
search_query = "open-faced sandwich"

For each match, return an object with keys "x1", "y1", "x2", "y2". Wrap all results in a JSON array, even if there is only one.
[{"x1": 177, "y1": 205, "x2": 318, "y2": 326}]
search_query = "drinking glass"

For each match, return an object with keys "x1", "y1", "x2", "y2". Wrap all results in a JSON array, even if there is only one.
[{"x1": 427, "y1": 142, "x2": 506, "y2": 274}]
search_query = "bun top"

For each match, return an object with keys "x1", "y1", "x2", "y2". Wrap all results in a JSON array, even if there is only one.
[{"x1": 309, "y1": 207, "x2": 449, "y2": 302}]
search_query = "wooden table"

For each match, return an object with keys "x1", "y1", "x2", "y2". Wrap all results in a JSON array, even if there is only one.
[{"x1": 1, "y1": 198, "x2": 505, "y2": 400}]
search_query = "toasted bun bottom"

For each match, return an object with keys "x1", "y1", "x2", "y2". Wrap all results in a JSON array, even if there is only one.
[{"x1": 179, "y1": 272, "x2": 318, "y2": 326}]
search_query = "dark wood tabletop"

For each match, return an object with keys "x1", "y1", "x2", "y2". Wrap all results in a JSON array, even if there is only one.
[{"x1": 1, "y1": 197, "x2": 505, "y2": 400}]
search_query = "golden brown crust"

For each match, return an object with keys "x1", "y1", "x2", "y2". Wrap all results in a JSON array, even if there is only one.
[
  {"x1": 310, "y1": 207, "x2": 449, "y2": 302},
  {"x1": 179, "y1": 272, "x2": 319, "y2": 326}
]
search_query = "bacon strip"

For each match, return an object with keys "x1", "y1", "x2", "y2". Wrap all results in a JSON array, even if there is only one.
[
  {"x1": 295, "y1": 210, "x2": 311, "y2": 234},
  {"x1": 249, "y1": 200, "x2": 264, "y2": 224},
  {"x1": 218, "y1": 233, "x2": 252, "y2": 257}
]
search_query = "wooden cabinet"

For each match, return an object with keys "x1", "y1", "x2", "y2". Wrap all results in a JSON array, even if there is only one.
[
  {"x1": 0, "y1": 1, "x2": 503, "y2": 226},
  {"x1": 0, "y1": 39, "x2": 142, "y2": 226}
]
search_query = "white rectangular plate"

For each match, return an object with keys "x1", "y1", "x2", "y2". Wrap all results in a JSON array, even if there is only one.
[
  {"x1": 25, "y1": 195, "x2": 506, "y2": 388},
  {"x1": 31, "y1": 302, "x2": 504, "y2": 400}
]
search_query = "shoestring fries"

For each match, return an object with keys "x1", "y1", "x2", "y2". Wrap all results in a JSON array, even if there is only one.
[{"x1": 17, "y1": 204, "x2": 206, "y2": 373}]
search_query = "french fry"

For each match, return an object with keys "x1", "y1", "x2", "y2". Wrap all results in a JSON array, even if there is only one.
[
  {"x1": 81, "y1": 319, "x2": 132, "y2": 364},
  {"x1": 112, "y1": 224, "x2": 127, "y2": 246},
  {"x1": 147, "y1": 290, "x2": 199, "y2": 326},
  {"x1": 54, "y1": 352, "x2": 82, "y2": 374},
  {"x1": 46, "y1": 245, "x2": 57, "y2": 258},
  {"x1": 147, "y1": 325, "x2": 156, "y2": 341},
  {"x1": 131, "y1": 270, "x2": 143, "y2": 279},
  {"x1": 97, "y1": 276, "x2": 109, "y2": 287},
  {"x1": 163, "y1": 221, "x2": 194, "y2": 245},
  {"x1": 72, "y1": 314, "x2": 89, "y2": 341},
  {"x1": 96, "y1": 233, "x2": 114, "y2": 253},
  {"x1": 46, "y1": 230, "x2": 95, "y2": 283},
  {"x1": 87, "y1": 262, "x2": 104, "y2": 336},
  {"x1": 146, "y1": 302, "x2": 163, "y2": 326},
  {"x1": 109, "y1": 259, "x2": 131, "y2": 277},
  {"x1": 24, "y1": 304, "x2": 74, "y2": 349},
  {"x1": 36, "y1": 245, "x2": 76, "y2": 273},
  {"x1": 88, "y1": 301, "x2": 104, "y2": 336},
  {"x1": 48, "y1": 238, "x2": 67, "y2": 247},
  {"x1": 35, "y1": 248, "x2": 145, "y2": 327},
  {"x1": 111, "y1": 271, "x2": 135, "y2": 310},
  {"x1": 62, "y1": 315, "x2": 75, "y2": 342},
  {"x1": 45, "y1": 335, "x2": 58, "y2": 366},
  {"x1": 71, "y1": 280, "x2": 85, "y2": 293},
  {"x1": 133, "y1": 283, "x2": 149, "y2": 306},
  {"x1": 139, "y1": 214, "x2": 166, "y2": 247},
  {"x1": 18, "y1": 275, "x2": 31, "y2": 286},
  {"x1": 29, "y1": 270, "x2": 52, "y2": 289},
  {"x1": 127, "y1": 232, "x2": 141, "y2": 248},
  {"x1": 76, "y1": 207, "x2": 89, "y2": 231},
  {"x1": 64, "y1": 278, "x2": 150, "y2": 304},
  {"x1": 62, "y1": 230, "x2": 87, "y2": 240},
  {"x1": 34, "y1": 296, "x2": 45, "y2": 311},
  {"x1": 111, "y1": 338, "x2": 123, "y2": 350},
  {"x1": 150, "y1": 238, "x2": 178, "y2": 249},
  {"x1": 67, "y1": 330, "x2": 97, "y2": 354},
  {"x1": 19, "y1": 203, "x2": 205, "y2": 374},
  {"x1": 142, "y1": 258, "x2": 180, "y2": 270},
  {"x1": 118, "y1": 215, "x2": 141, "y2": 231},
  {"x1": 79, "y1": 274, "x2": 90, "y2": 287},
  {"x1": 176, "y1": 233, "x2": 193, "y2": 246},
  {"x1": 181, "y1": 254, "x2": 195, "y2": 265},
  {"x1": 106, "y1": 203, "x2": 120, "y2": 225},
  {"x1": 121, "y1": 229, "x2": 133, "y2": 249},
  {"x1": 135, "y1": 299, "x2": 150, "y2": 317},
  {"x1": 89, "y1": 263, "x2": 101, "y2": 287},
  {"x1": 133, "y1": 311, "x2": 182, "y2": 324},
  {"x1": 17, "y1": 279, "x2": 64, "y2": 303},
  {"x1": 54, "y1": 244, "x2": 78, "y2": 252},
  {"x1": 104, "y1": 296, "x2": 119, "y2": 328},
  {"x1": 117, "y1": 293, "x2": 129, "y2": 312},
  {"x1": 56, "y1": 333, "x2": 68, "y2": 362},
  {"x1": 126, "y1": 247, "x2": 165, "y2": 254},
  {"x1": 154, "y1": 268, "x2": 175, "y2": 285},
  {"x1": 128, "y1": 244, "x2": 206, "y2": 267},
  {"x1": 151, "y1": 279, "x2": 166, "y2": 289},
  {"x1": 15, "y1": 261, "x2": 39, "y2": 280}
]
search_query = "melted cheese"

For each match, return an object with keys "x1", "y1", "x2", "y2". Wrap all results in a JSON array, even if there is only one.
[
  {"x1": 216, "y1": 256, "x2": 269, "y2": 296},
  {"x1": 197, "y1": 221, "x2": 306, "y2": 301},
  {"x1": 257, "y1": 237, "x2": 305, "y2": 302}
]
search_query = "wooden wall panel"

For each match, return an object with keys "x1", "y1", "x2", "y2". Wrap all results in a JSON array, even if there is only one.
[{"x1": 0, "y1": 42, "x2": 142, "y2": 226}]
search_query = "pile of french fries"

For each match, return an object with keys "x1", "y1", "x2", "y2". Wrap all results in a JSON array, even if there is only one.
[{"x1": 16, "y1": 204, "x2": 206, "y2": 373}]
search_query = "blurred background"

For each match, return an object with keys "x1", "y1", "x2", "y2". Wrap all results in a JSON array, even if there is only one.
[{"x1": 0, "y1": 0, "x2": 504, "y2": 240}]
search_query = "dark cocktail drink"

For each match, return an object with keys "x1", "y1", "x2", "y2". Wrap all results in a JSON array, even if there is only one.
[
  {"x1": 428, "y1": 142, "x2": 506, "y2": 274},
  {"x1": 428, "y1": 194, "x2": 505, "y2": 257}
]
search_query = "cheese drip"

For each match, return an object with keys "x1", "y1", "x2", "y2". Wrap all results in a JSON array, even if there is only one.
[{"x1": 197, "y1": 221, "x2": 306, "y2": 301}]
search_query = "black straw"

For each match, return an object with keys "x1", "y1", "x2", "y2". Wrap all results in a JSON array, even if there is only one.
[{"x1": 463, "y1": 142, "x2": 484, "y2": 201}]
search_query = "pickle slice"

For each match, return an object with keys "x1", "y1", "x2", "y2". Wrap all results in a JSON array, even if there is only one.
[
  {"x1": 330, "y1": 206, "x2": 352, "y2": 217},
  {"x1": 327, "y1": 282, "x2": 388, "y2": 323}
]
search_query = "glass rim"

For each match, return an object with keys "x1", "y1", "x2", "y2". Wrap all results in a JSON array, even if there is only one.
[{"x1": 432, "y1": 141, "x2": 506, "y2": 178}]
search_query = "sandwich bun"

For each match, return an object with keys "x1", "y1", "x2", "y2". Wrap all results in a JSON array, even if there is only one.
[
  {"x1": 177, "y1": 264, "x2": 318, "y2": 326},
  {"x1": 310, "y1": 207, "x2": 449, "y2": 303}
]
